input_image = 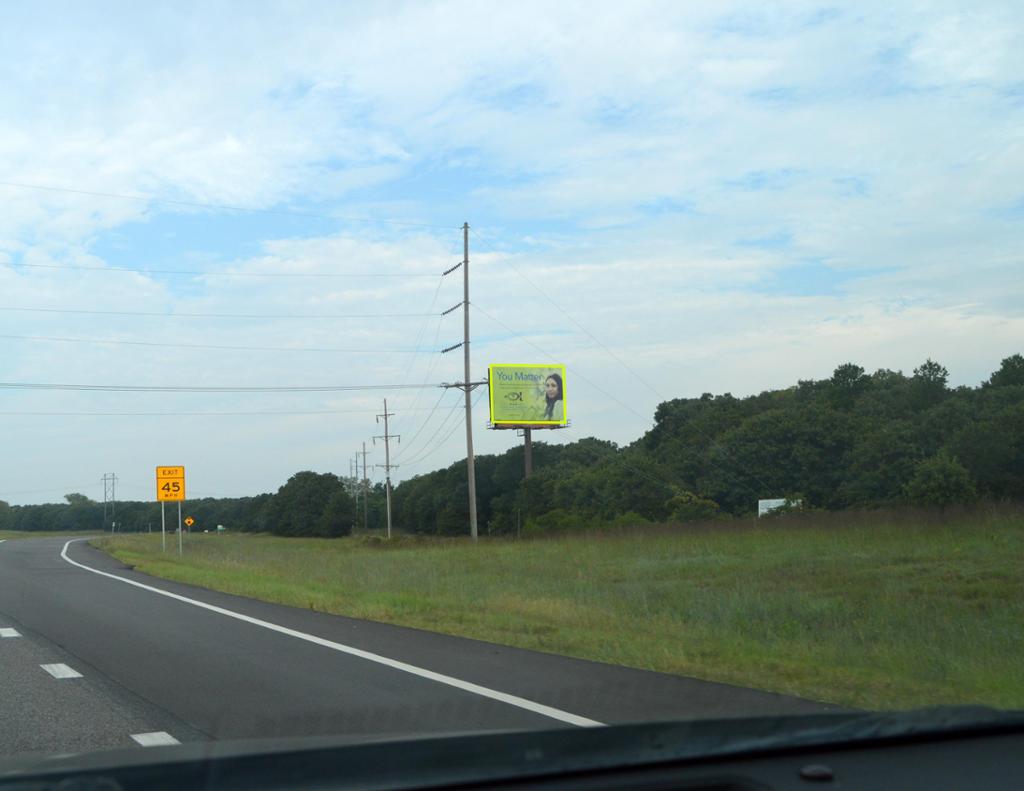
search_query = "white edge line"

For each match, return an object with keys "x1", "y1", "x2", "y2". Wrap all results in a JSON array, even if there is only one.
[
  {"x1": 0, "y1": 628, "x2": 21, "y2": 638},
  {"x1": 60, "y1": 539, "x2": 603, "y2": 728},
  {"x1": 41, "y1": 663, "x2": 83, "y2": 679},
  {"x1": 131, "y1": 731, "x2": 180, "y2": 747}
]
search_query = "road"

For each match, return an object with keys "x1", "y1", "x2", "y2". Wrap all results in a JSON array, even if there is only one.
[{"x1": 0, "y1": 536, "x2": 844, "y2": 758}]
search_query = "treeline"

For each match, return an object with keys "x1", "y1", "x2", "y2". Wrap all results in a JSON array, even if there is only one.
[
  {"x1": 393, "y1": 354, "x2": 1024, "y2": 534},
  {"x1": 0, "y1": 474, "x2": 385, "y2": 537},
  {"x1": 3, "y1": 355, "x2": 1021, "y2": 537}
]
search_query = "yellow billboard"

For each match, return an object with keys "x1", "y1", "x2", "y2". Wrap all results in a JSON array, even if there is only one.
[{"x1": 488, "y1": 364, "x2": 567, "y2": 426}]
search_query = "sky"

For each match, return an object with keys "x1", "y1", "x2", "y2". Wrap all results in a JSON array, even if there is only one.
[{"x1": 1, "y1": 1, "x2": 1021, "y2": 506}]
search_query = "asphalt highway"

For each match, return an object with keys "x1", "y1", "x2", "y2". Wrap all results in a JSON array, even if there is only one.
[{"x1": 0, "y1": 536, "x2": 844, "y2": 758}]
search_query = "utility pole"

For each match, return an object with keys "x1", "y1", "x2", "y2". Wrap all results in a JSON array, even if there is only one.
[
  {"x1": 463, "y1": 222, "x2": 479, "y2": 540},
  {"x1": 374, "y1": 399, "x2": 399, "y2": 539},
  {"x1": 351, "y1": 452, "x2": 361, "y2": 524},
  {"x1": 440, "y1": 223, "x2": 484, "y2": 541},
  {"x1": 361, "y1": 442, "x2": 370, "y2": 532}
]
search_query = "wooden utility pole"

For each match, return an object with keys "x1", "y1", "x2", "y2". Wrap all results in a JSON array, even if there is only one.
[
  {"x1": 463, "y1": 223, "x2": 479, "y2": 540},
  {"x1": 361, "y1": 441, "x2": 369, "y2": 531},
  {"x1": 440, "y1": 223, "x2": 485, "y2": 540},
  {"x1": 374, "y1": 400, "x2": 399, "y2": 539}
]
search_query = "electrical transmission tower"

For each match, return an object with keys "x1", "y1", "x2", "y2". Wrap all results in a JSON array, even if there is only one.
[{"x1": 101, "y1": 472, "x2": 118, "y2": 532}]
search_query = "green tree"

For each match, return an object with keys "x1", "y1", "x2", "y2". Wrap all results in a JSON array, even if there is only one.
[
  {"x1": 986, "y1": 354, "x2": 1024, "y2": 388},
  {"x1": 951, "y1": 402, "x2": 1024, "y2": 500},
  {"x1": 665, "y1": 491, "x2": 720, "y2": 522},
  {"x1": 829, "y1": 363, "x2": 870, "y2": 408},
  {"x1": 909, "y1": 359, "x2": 949, "y2": 411},
  {"x1": 266, "y1": 471, "x2": 346, "y2": 537},
  {"x1": 317, "y1": 489, "x2": 356, "y2": 537},
  {"x1": 838, "y1": 423, "x2": 919, "y2": 506},
  {"x1": 904, "y1": 451, "x2": 977, "y2": 508}
]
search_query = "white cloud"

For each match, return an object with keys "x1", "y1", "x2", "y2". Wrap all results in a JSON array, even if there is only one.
[{"x1": 0, "y1": 1, "x2": 1021, "y2": 504}]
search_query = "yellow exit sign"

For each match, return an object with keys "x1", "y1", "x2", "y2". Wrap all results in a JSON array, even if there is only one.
[{"x1": 156, "y1": 466, "x2": 186, "y2": 501}]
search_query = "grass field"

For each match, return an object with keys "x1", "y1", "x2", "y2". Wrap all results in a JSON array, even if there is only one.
[
  {"x1": 94, "y1": 506, "x2": 1024, "y2": 711},
  {"x1": 0, "y1": 530, "x2": 97, "y2": 540}
]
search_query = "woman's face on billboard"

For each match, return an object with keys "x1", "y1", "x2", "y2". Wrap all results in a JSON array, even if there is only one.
[{"x1": 545, "y1": 377, "x2": 559, "y2": 399}]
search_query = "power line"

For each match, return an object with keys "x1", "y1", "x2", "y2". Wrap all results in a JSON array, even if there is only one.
[
  {"x1": 0, "y1": 483, "x2": 100, "y2": 498},
  {"x1": 470, "y1": 228, "x2": 666, "y2": 401},
  {"x1": 0, "y1": 381, "x2": 439, "y2": 393},
  {"x1": 470, "y1": 302, "x2": 775, "y2": 498},
  {"x1": 0, "y1": 306, "x2": 437, "y2": 320},
  {"x1": 400, "y1": 386, "x2": 481, "y2": 467},
  {"x1": 395, "y1": 388, "x2": 458, "y2": 460},
  {"x1": 0, "y1": 407, "x2": 443, "y2": 416},
  {"x1": 389, "y1": 343, "x2": 446, "y2": 440},
  {"x1": 0, "y1": 333, "x2": 430, "y2": 355},
  {"x1": 0, "y1": 179, "x2": 457, "y2": 229},
  {"x1": 470, "y1": 302, "x2": 650, "y2": 423},
  {"x1": 2, "y1": 262, "x2": 441, "y2": 278},
  {"x1": 400, "y1": 388, "x2": 486, "y2": 468},
  {"x1": 387, "y1": 240, "x2": 460, "y2": 442},
  {"x1": 389, "y1": 314, "x2": 448, "y2": 438},
  {"x1": 115, "y1": 482, "x2": 257, "y2": 499},
  {"x1": 382, "y1": 275, "x2": 447, "y2": 437},
  {"x1": 401, "y1": 399, "x2": 465, "y2": 465}
]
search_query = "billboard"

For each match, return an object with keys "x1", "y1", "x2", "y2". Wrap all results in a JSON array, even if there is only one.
[{"x1": 488, "y1": 364, "x2": 567, "y2": 427}]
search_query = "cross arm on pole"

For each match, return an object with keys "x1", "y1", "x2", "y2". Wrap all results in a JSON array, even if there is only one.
[{"x1": 441, "y1": 379, "x2": 488, "y2": 392}]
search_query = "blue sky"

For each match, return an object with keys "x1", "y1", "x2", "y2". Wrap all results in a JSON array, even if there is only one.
[{"x1": 0, "y1": 1, "x2": 1022, "y2": 505}]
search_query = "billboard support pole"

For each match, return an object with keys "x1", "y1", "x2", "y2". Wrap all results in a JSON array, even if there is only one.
[
  {"x1": 523, "y1": 428, "x2": 533, "y2": 479},
  {"x1": 463, "y1": 222, "x2": 479, "y2": 541}
]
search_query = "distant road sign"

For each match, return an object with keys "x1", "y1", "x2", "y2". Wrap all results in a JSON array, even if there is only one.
[
  {"x1": 184, "y1": 517, "x2": 195, "y2": 527},
  {"x1": 156, "y1": 466, "x2": 186, "y2": 501}
]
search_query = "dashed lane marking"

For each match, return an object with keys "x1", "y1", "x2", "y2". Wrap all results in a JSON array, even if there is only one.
[
  {"x1": 0, "y1": 628, "x2": 20, "y2": 638},
  {"x1": 131, "y1": 732, "x2": 180, "y2": 747},
  {"x1": 40, "y1": 663, "x2": 83, "y2": 679}
]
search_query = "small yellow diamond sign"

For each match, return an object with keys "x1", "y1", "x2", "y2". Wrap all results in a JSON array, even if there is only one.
[{"x1": 184, "y1": 517, "x2": 195, "y2": 527}]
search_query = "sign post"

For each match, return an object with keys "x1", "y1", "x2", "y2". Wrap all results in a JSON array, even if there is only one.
[
  {"x1": 487, "y1": 364, "x2": 568, "y2": 481},
  {"x1": 156, "y1": 466, "x2": 186, "y2": 555}
]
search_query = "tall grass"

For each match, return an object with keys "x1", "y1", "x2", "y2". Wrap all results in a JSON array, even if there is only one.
[
  {"x1": 96, "y1": 504, "x2": 1024, "y2": 710},
  {"x1": 0, "y1": 530, "x2": 97, "y2": 540}
]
